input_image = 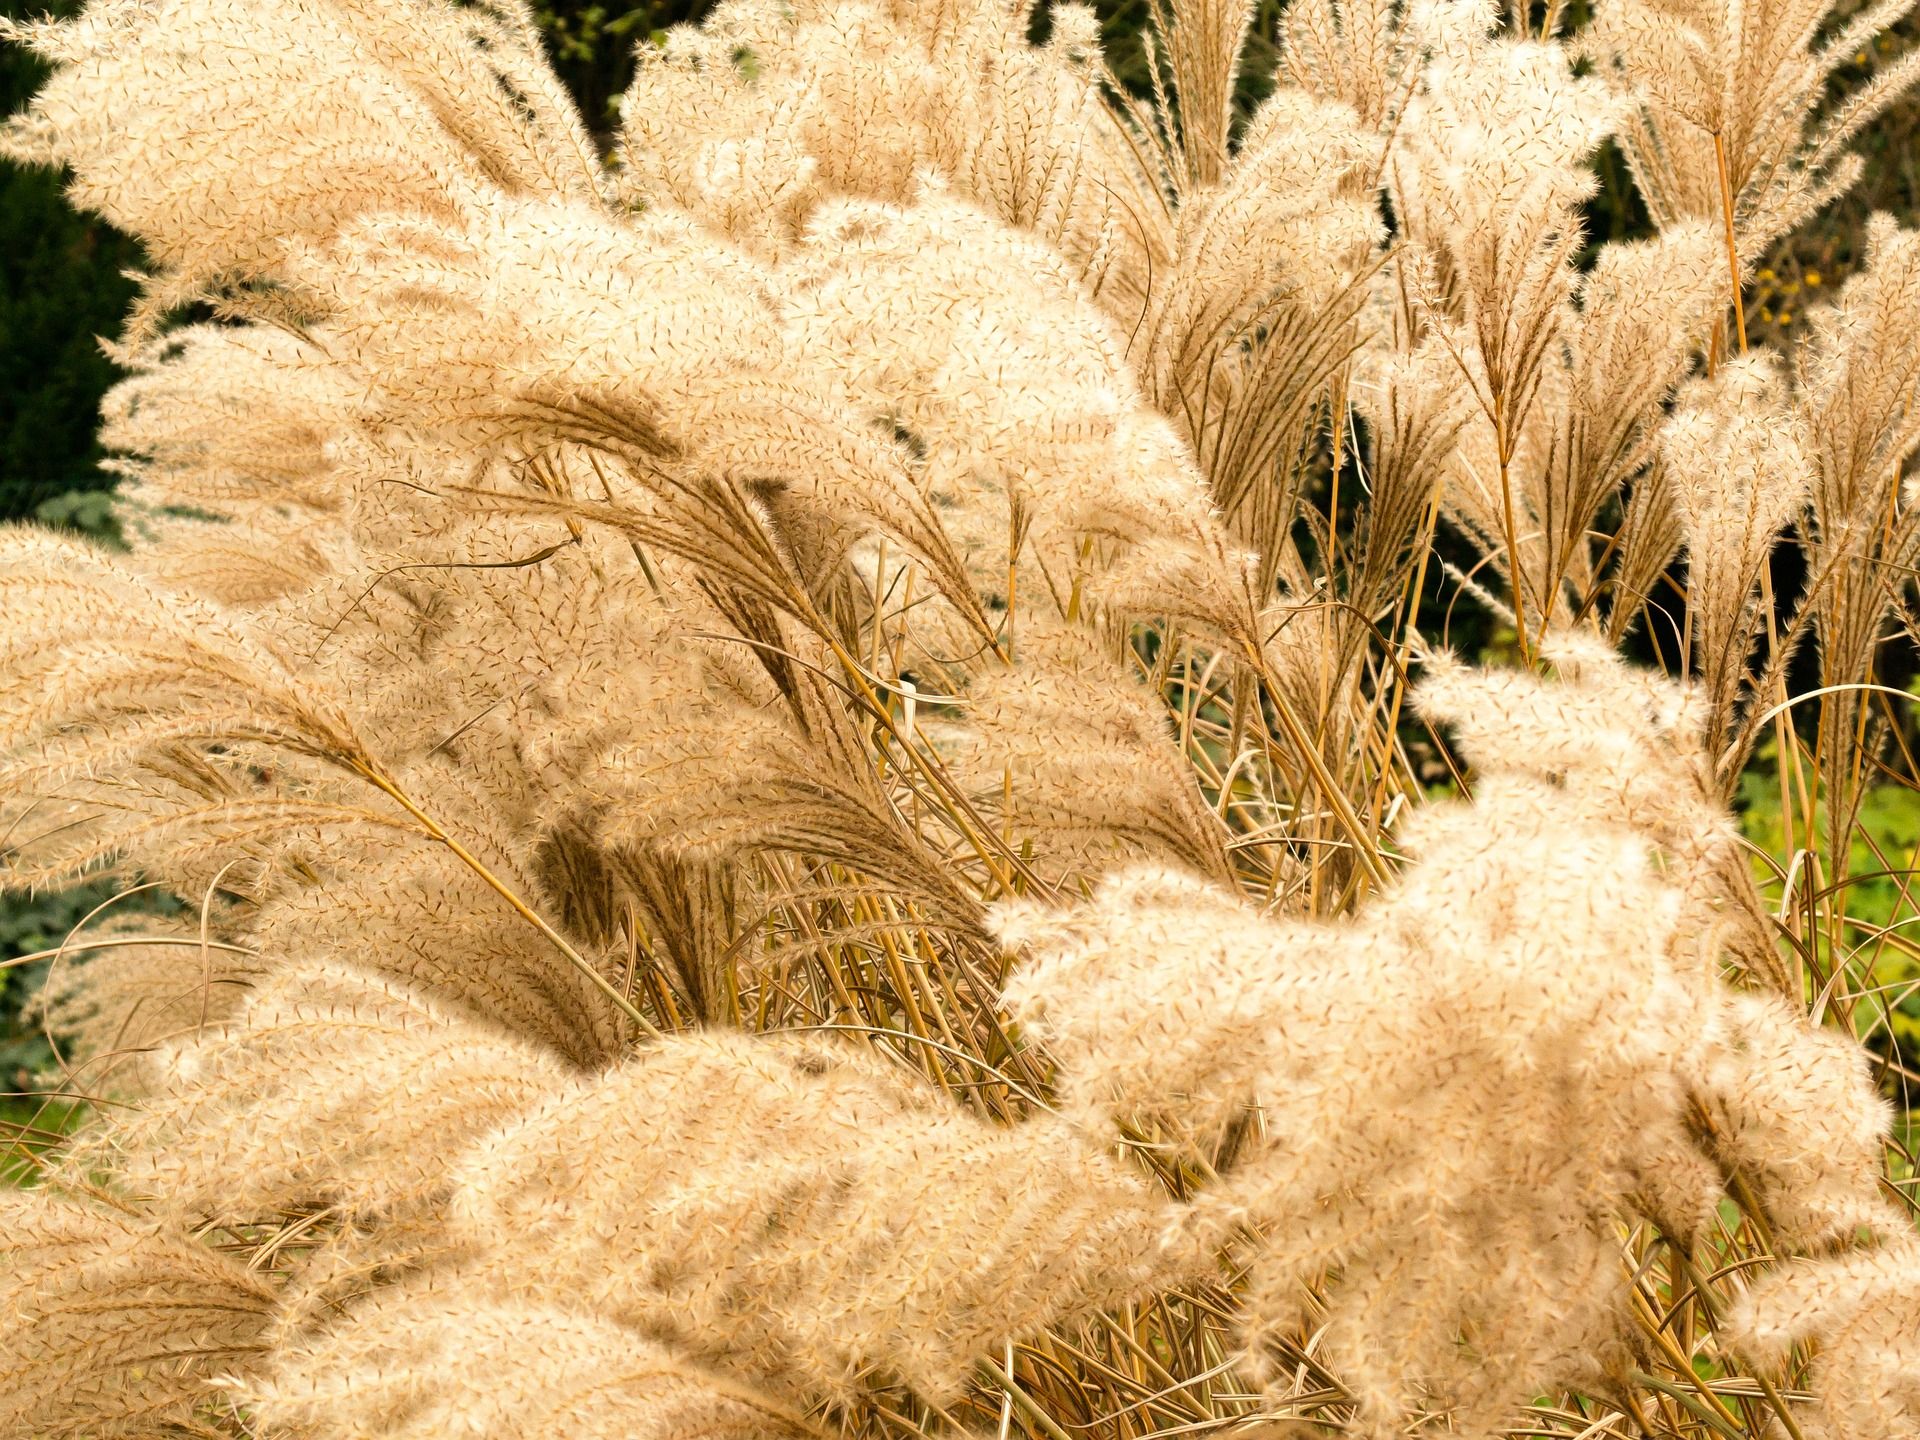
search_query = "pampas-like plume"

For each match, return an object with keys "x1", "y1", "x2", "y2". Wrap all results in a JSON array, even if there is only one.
[
  {"x1": 0, "y1": 526, "x2": 373, "y2": 892},
  {"x1": 1150, "y1": 0, "x2": 1255, "y2": 187},
  {"x1": 958, "y1": 626, "x2": 1234, "y2": 883},
  {"x1": 1395, "y1": 31, "x2": 1618, "y2": 433},
  {"x1": 100, "y1": 324, "x2": 350, "y2": 521},
  {"x1": 33, "y1": 915, "x2": 271, "y2": 1095},
  {"x1": 783, "y1": 188, "x2": 1243, "y2": 631},
  {"x1": 1721, "y1": 1240, "x2": 1920, "y2": 1440},
  {"x1": 1695, "y1": 990, "x2": 1902, "y2": 1249},
  {"x1": 572, "y1": 681, "x2": 989, "y2": 934},
  {"x1": 1662, "y1": 356, "x2": 1811, "y2": 754},
  {"x1": 0, "y1": 1192, "x2": 276, "y2": 1437},
  {"x1": 618, "y1": 0, "x2": 1167, "y2": 308},
  {"x1": 247, "y1": 1291, "x2": 815, "y2": 1440},
  {"x1": 298, "y1": 195, "x2": 991, "y2": 633},
  {"x1": 1389, "y1": 29, "x2": 1619, "y2": 640},
  {"x1": 448, "y1": 1029, "x2": 1182, "y2": 1406},
  {"x1": 1135, "y1": 87, "x2": 1380, "y2": 572},
  {"x1": 1793, "y1": 217, "x2": 1920, "y2": 879},
  {"x1": 995, "y1": 644, "x2": 1846, "y2": 1439},
  {"x1": 1586, "y1": 0, "x2": 1920, "y2": 258},
  {"x1": 33, "y1": 955, "x2": 1179, "y2": 1413},
  {"x1": 64, "y1": 959, "x2": 570, "y2": 1228},
  {"x1": 5, "y1": 0, "x2": 1919, "y2": 1436},
  {"x1": 244, "y1": 832, "x2": 637, "y2": 1067},
  {"x1": 1347, "y1": 342, "x2": 1471, "y2": 616},
  {"x1": 1392, "y1": 45, "x2": 1734, "y2": 637},
  {"x1": 0, "y1": 0, "x2": 534, "y2": 334},
  {"x1": 0, "y1": 522, "x2": 654, "y2": 1044},
  {"x1": 1278, "y1": 0, "x2": 1426, "y2": 131}
]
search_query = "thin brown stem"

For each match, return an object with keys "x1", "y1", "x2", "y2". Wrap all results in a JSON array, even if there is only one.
[
  {"x1": 353, "y1": 761, "x2": 660, "y2": 1038},
  {"x1": 1714, "y1": 131, "x2": 1750, "y2": 355}
]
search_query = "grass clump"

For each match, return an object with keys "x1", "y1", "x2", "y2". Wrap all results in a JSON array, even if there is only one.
[{"x1": 0, "y1": 0, "x2": 1916, "y2": 1437}]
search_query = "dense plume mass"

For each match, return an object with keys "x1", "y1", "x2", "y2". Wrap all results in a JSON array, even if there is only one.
[{"x1": 0, "y1": 0, "x2": 1915, "y2": 1438}]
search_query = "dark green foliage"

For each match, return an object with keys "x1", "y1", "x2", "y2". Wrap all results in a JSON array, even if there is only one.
[
  {"x1": 0, "y1": 883, "x2": 122, "y2": 1094},
  {"x1": 1, "y1": 881, "x2": 177, "y2": 1184},
  {"x1": 0, "y1": 0, "x2": 140, "y2": 531},
  {"x1": 533, "y1": 2, "x2": 708, "y2": 131}
]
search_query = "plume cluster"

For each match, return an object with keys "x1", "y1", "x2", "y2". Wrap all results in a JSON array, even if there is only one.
[
  {"x1": 0, "y1": 0, "x2": 1915, "y2": 1438},
  {"x1": 1000, "y1": 641, "x2": 1906, "y2": 1435},
  {"x1": 0, "y1": 1192, "x2": 275, "y2": 1438},
  {"x1": 251, "y1": 1291, "x2": 819, "y2": 1440}
]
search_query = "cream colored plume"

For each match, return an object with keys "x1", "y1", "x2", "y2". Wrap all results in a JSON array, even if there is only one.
[
  {"x1": 448, "y1": 1030, "x2": 1182, "y2": 1406},
  {"x1": 0, "y1": 1191, "x2": 276, "y2": 1438},
  {"x1": 1137, "y1": 86, "x2": 1380, "y2": 570},
  {"x1": 1662, "y1": 355, "x2": 1811, "y2": 747},
  {"x1": 617, "y1": 0, "x2": 1168, "y2": 307},
  {"x1": 0, "y1": 0, "x2": 598, "y2": 332},
  {"x1": 247, "y1": 1290, "x2": 812, "y2": 1440},
  {"x1": 1347, "y1": 341, "x2": 1473, "y2": 615},
  {"x1": 1151, "y1": 0, "x2": 1255, "y2": 186},
  {"x1": 1586, "y1": 0, "x2": 1920, "y2": 257},
  {"x1": 65, "y1": 958, "x2": 570, "y2": 1228},
  {"x1": 293, "y1": 198, "x2": 775, "y2": 453},
  {"x1": 784, "y1": 189, "x2": 1247, "y2": 633},
  {"x1": 245, "y1": 823, "x2": 637, "y2": 1067},
  {"x1": 1389, "y1": 29, "x2": 1631, "y2": 634},
  {"x1": 0, "y1": 526, "x2": 375, "y2": 896},
  {"x1": 33, "y1": 914, "x2": 271, "y2": 1095},
  {"x1": 1696, "y1": 990, "x2": 1902, "y2": 1249},
  {"x1": 100, "y1": 324, "x2": 351, "y2": 520},
  {"x1": 995, "y1": 645, "x2": 1820, "y2": 1438},
  {"x1": 1279, "y1": 0, "x2": 1426, "y2": 131},
  {"x1": 296, "y1": 195, "x2": 987, "y2": 628},
  {"x1": 1419, "y1": 222, "x2": 1725, "y2": 636},
  {"x1": 957, "y1": 624, "x2": 1233, "y2": 883},
  {"x1": 1721, "y1": 1240, "x2": 1920, "y2": 1440},
  {"x1": 1794, "y1": 218, "x2": 1920, "y2": 876}
]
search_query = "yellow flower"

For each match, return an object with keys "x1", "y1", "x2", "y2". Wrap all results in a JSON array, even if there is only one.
[
  {"x1": 1759, "y1": 307, "x2": 1775, "y2": 322},
  {"x1": 1806, "y1": 271, "x2": 1823, "y2": 287}
]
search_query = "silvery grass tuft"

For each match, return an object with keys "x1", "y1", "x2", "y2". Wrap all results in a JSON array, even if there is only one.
[{"x1": 0, "y1": 0, "x2": 1916, "y2": 1437}]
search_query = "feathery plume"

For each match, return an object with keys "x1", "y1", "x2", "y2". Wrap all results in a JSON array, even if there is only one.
[
  {"x1": 785, "y1": 188, "x2": 1245, "y2": 633},
  {"x1": 67, "y1": 959, "x2": 570, "y2": 1228},
  {"x1": 1661, "y1": 355, "x2": 1811, "y2": 753},
  {"x1": 1695, "y1": 990, "x2": 1901, "y2": 1249},
  {"x1": 450, "y1": 1030, "x2": 1181, "y2": 1405},
  {"x1": 33, "y1": 915, "x2": 271, "y2": 1096},
  {"x1": 1586, "y1": 0, "x2": 1920, "y2": 258},
  {"x1": 1721, "y1": 1240, "x2": 1920, "y2": 1440},
  {"x1": 1794, "y1": 217, "x2": 1920, "y2": 875},
  {"x1": 0, "y1": 0, "x2": 512, "y2": 332},
  {"x1": 248, "y1": 1290, "x2": 814, "y2": 1440},
  {"x1": 0, "y1": 1191, "x2": 275, "y2": 1438},
  {"x1": 958, "y1": 625, "x2": 1233, "y2": 883},
  {"x1": 997, "y1": 647, "x2": 1805, "y2": 1438}
]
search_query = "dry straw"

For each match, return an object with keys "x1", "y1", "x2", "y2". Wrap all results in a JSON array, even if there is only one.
[{"x1": 0, "y1": 0, "x2": 1916, "y2": 1437}]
